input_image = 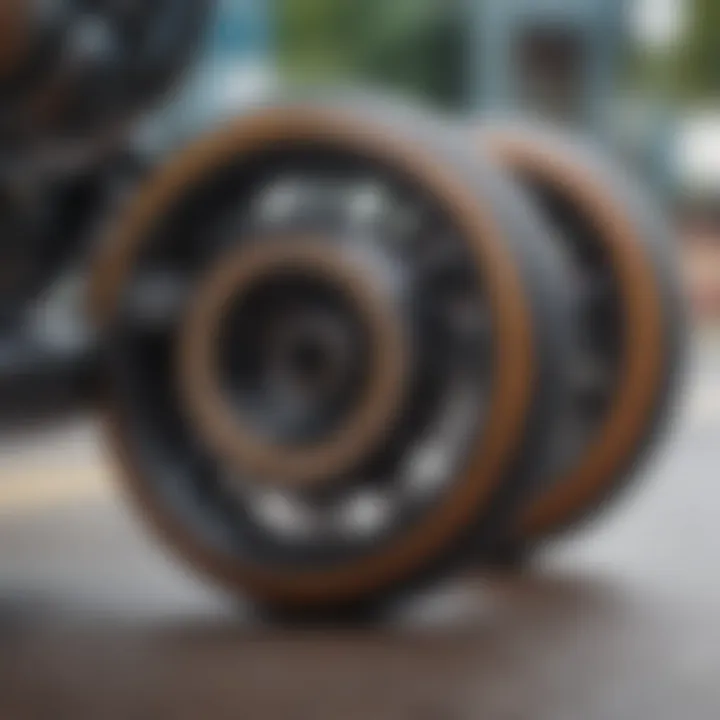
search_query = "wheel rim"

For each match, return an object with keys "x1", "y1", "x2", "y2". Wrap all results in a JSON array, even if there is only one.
[{"x1": 93, "y1": 106, "x2": 535, "y2": 607}]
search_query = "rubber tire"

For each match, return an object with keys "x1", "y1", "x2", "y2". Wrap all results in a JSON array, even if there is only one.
[
  {"x1": 477, "y1": 120, "x2": 686, "y2": 551},
  {"x1": 90, "y1": 95, "x2": 576, "y2": 616}
]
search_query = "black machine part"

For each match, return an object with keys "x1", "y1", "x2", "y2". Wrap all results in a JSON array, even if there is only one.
[
  {"x1": 90, "y1": 95, "x2": 577, "y2": 613},
  {"x1": 0, "y1": 0, "x2": 215, "y2": 173}
]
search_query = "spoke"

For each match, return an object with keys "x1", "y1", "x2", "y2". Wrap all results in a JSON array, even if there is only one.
[
  {"x1": 247, "y1": 490, "x2": 317, "y2": 540},
  {"x1": 335, "y1": 491, "x2": 393, "y2": 539},
  {"x1": 401, "y1": 441, "x2": 452, "y2": 498},
  {"x1": 343, "y1": 180, "x2": 389, "y2": 231},
  {"x1": 255, "y1": 178, "x2": 303, "y2": 223}
]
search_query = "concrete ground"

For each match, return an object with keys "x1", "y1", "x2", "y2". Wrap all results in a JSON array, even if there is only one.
[{"x1": 0, "y1": 332, "x2": 719, "y2": 719}]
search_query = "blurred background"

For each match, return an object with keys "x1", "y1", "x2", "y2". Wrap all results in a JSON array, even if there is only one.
[
  {"x1": 1, "y1": 1, "x2": 719, "y2": 717},
  {"x1": 187, "y1": 0, "x2": 720, "y2": 318},
  {"x1": 272, "y1": 0, "x2": 720, "y2": 318}
]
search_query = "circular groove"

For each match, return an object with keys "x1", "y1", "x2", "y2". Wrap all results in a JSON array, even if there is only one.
[{"x1": 177, "y1": 239, "x2": 410, "y2": 490}]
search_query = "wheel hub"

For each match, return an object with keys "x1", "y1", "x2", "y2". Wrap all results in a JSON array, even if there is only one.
[
  {"x1": 100, "y1": 123, "x2": 504, "y2": 578},
  {"x1": 178, "y1": 238, "x2": 413, "y2": 491}
]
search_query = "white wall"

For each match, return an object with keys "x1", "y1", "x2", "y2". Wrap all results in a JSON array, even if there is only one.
[{"x1": 677, "y1": 110, "x2": 720, "y2": 197}]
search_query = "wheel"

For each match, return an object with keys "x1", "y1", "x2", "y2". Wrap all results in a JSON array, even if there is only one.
[
  {"x1": 89, "y1": 97, "x2": 573, "y2": 614},
  {"x1": 0, "y1": 149, "x2": 143, "y2": 315},
  {"x1": 478, "y1": 121, "x2": 686, "y2": 546},
  {"x1": 0, "y1": 0, "x2": 214, "y2": 170}
]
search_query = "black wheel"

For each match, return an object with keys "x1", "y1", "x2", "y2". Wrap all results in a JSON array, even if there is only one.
[
  {"x1": 0, "y1": 0, "x2": 214, "y2": 170},
  {"x1": 0, "y1": 148, "x2": 144, "y2": 315},
  {"x1": 478, "y1": 122, "x2": 686, "y2": 546},
  {"x1": 89, "y1": 98, "x2": 574, "y2": 614}
]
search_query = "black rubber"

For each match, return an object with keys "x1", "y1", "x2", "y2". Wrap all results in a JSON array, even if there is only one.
[
  {"x1": 0, "y1": 0, "x2": 215, "y2": 171},
  {"x1": 93, "y1": 95, "x2": 576, "y2": 616},
  {"x1": 478, "y1": 121, "x2": 686, "y2": 548}
]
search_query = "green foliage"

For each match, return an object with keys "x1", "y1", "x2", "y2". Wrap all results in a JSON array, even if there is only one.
[
  {"x1": 275, "y1": 0, "x2": 467, "y2": 108},
  {"x1": 630, "y1": 0, "x2": 719, "y2": 103},
  {"x1": 677, "y1": 0, "x2": 720, "y2": 100},
  {"x1": 353, "y1": 0, "x2": 467, "y2": 108},
  {"x1": 276, "y1": 0, "x2": 357, "y2": 80},
  {"x1": 276, "y1": 0, "x2": 718, "y2": 107}
]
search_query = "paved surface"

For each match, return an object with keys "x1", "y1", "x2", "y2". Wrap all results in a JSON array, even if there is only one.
[
  {"x1": 684, "y1": 227, "x2": 720, "y2": 318},
  {"x1": 0, "y1": 333, "x2": 719, "y2": 719}
]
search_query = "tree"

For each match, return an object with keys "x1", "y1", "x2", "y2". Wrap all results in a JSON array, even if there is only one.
[
  {"x1": 677, "y1": 0, "x2": 720, "y2": 100},
  {"x1": 275, "y1": 0, "x2": 467, "y2": 108}
]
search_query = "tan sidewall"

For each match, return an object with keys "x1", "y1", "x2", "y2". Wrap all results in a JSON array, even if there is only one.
[
  {"x1": 485, "y1": 132, "x2": 665, "y2": 541},
  {"x1": 92, "y1": 107, "x2": 535, "y2": 607}
]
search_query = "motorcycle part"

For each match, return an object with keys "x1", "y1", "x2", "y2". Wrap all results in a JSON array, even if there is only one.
[
  {"x1": 0, "y1": 0, "x2": 213, "y2": 170},
  {"x1": 479, "y1": 122, "x2": 685, "y2": 546},
  {"x1": 90, "y1": 98, "x2": 573, "y2": 613}
]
